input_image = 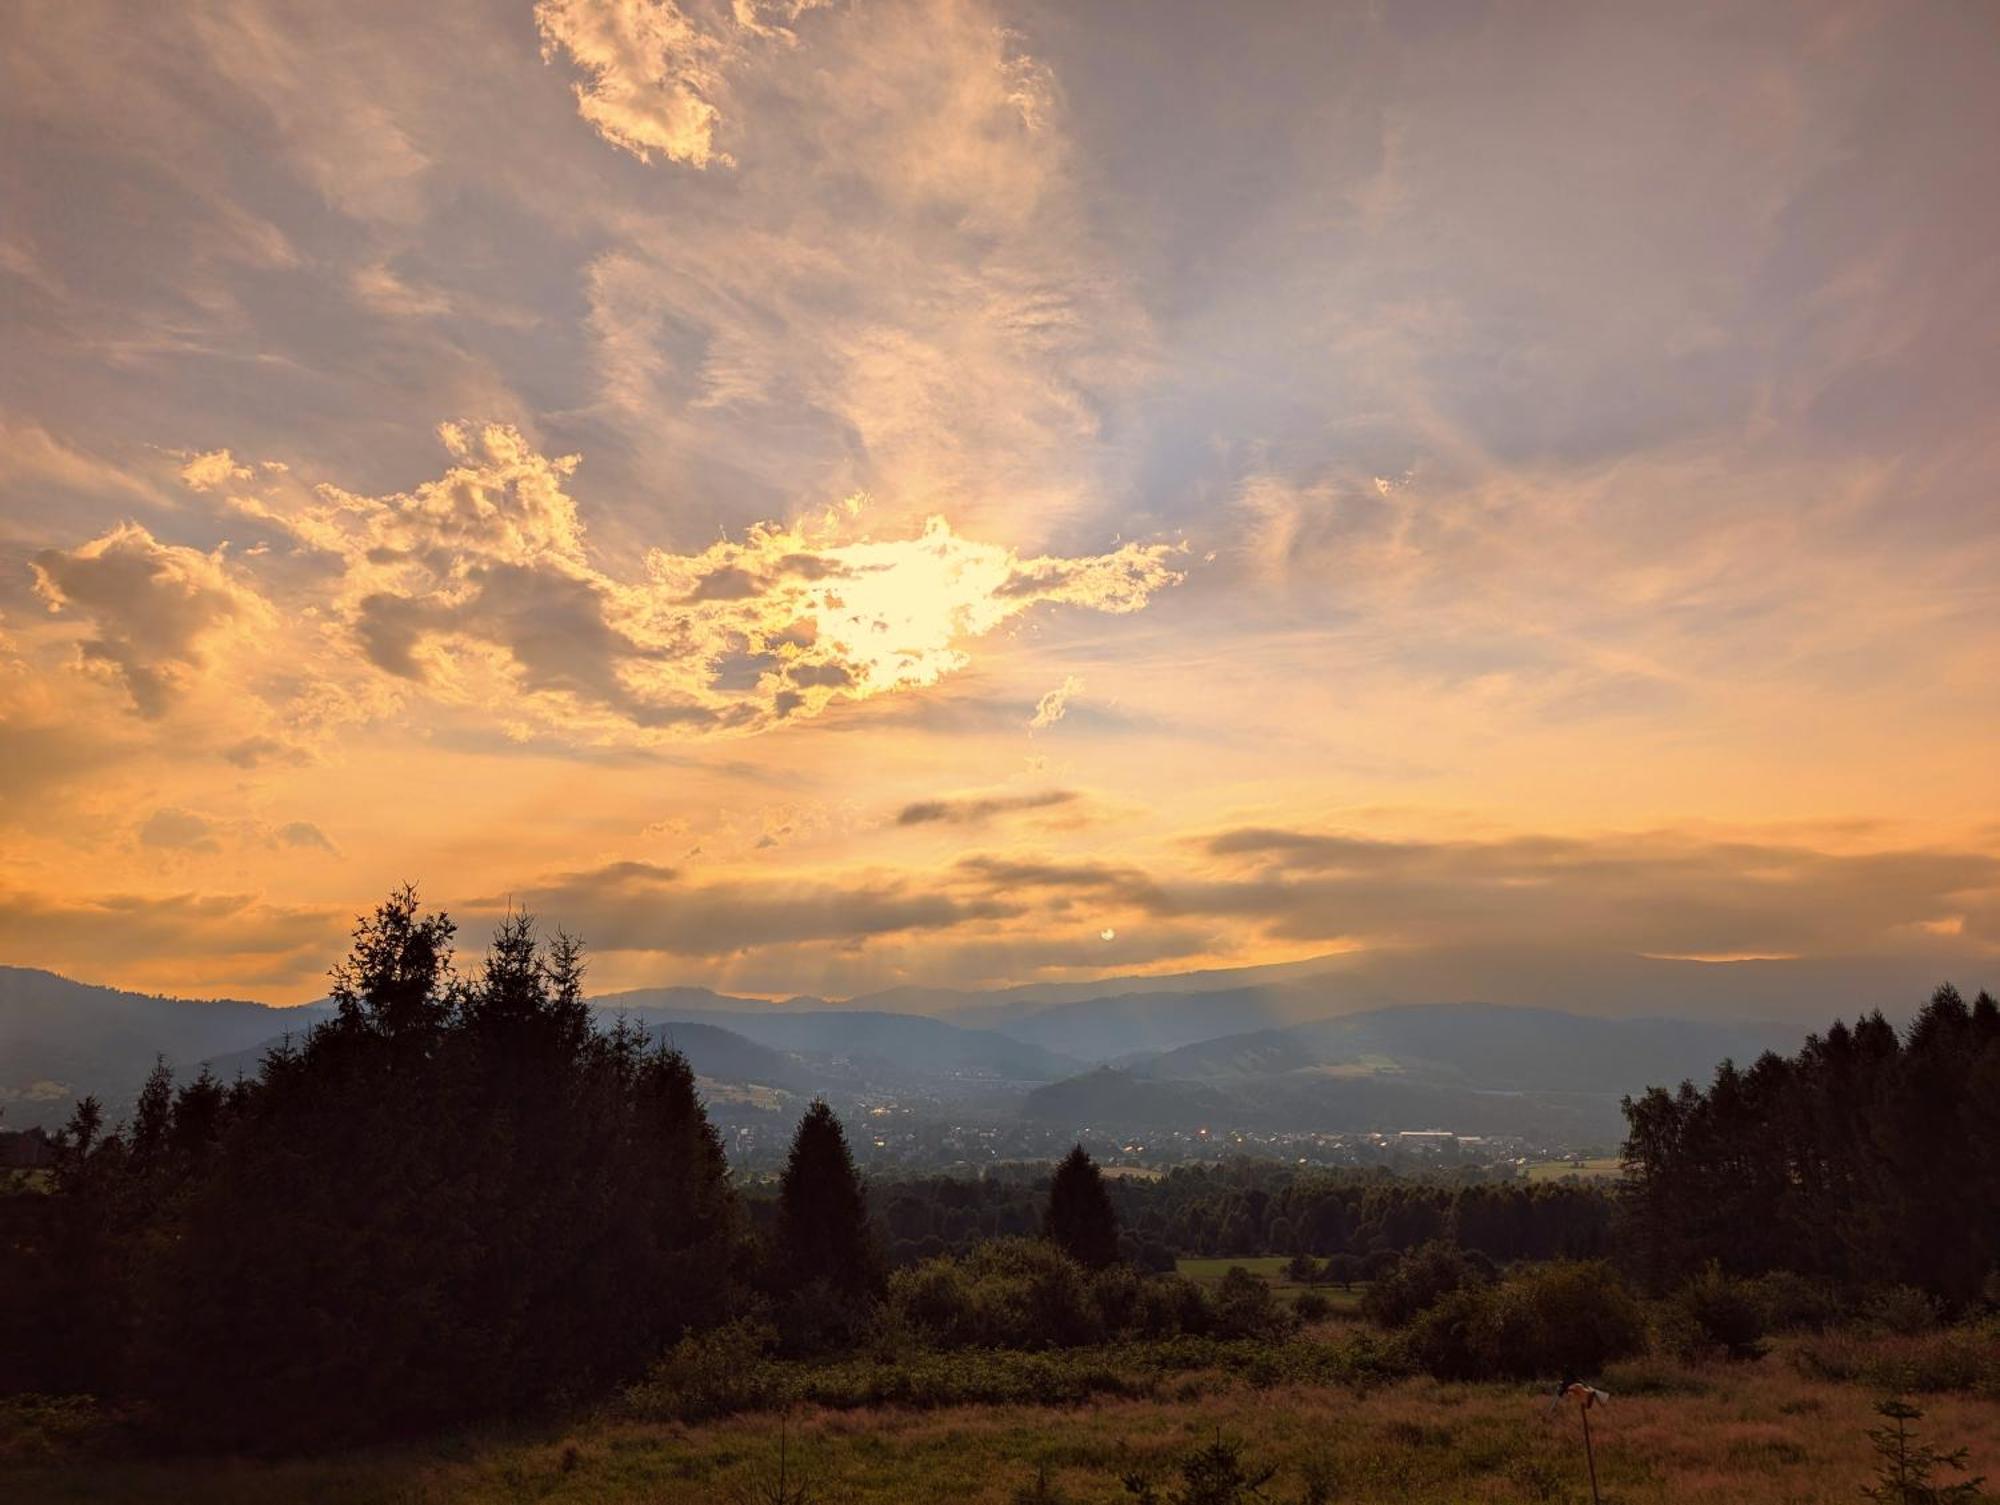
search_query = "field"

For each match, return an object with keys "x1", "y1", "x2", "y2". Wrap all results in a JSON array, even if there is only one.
[
  {"x1": 1175, "y1": 1255, "x2": 1369, "y2": 1311},
  {"x1": 7, "y1": 1344, "x2": 1995, "y2": 1504},
  {"x1": 1524, "y1": 1158, "x2": 1625, "y2": 1183}
]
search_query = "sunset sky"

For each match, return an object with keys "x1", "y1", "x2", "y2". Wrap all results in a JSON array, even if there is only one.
[{"x1": 2, "y1": 0, "x2": 1995, "y2": 1006}]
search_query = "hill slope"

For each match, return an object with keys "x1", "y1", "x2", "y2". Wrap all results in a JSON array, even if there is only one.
[
  {"x1": 0, "y1": 967, "x2": 326, "y2": 1128},
  {"x1": 1020, "y1": 1002, "x2": 1802, "y2": 1142}
]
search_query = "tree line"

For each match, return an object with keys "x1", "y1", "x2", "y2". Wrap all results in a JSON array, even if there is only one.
[
  {"x1": 868, "y1": 1161, "x2": 1614, "y2": 1272},
  {"x1": 1619, "y1": 982, "x2": 2000, "y2": 1302},
  {"x1": 0, "y1": 891, "x2": 1130, "y2": 1449},
  {"x1": 2, "y1": 888, "x2": 1993, "y2": 1450}
]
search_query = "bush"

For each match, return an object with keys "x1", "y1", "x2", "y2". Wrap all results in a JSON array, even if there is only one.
[
  {"x1": 1294, "y1": 1290, "x2": 1333, "y2": 1322},
  {"x1": 885, "y1": 1239, "x2": 1107, "y2": 1351},
  {"x1": 1790, "y1": 1317, "x2": 2000, "y2": 1396},
  {"x1": 1864, "y1": 1285, "x2": 1939, "y2": 1337},
  {"x1": 1673, "y1": 1263, "x2": 1768, "y2": 1360},
  {"x1": 1123, "y1": 1435, "x2": 1275, "y2": 1505},
  {"x1": 1362, "y1": 1240, "x2": 1484, "y2": 1327},
  {"x1": 1212, "y1": 1268, "x2": 1295, "y2": 1341},
  {"x1": 1135, "y1": 1275, "x2": 1213, "y2": 1339},
  {"x1": 1092, "y1": 1264, "x2": 1144, "y2": 1334},
  {"x1": 1406, "y1": 1260, "x2": 1646, "y2": 1381},
  {"x1": 1285, "y1": 1252, "x2": 1323, "y2": 1285},
  {"x1": 1362, "y1": 1248, "x2": 1402, "y2": 1281},
  {"x1": 626, "y1": 1319, "x2": 783, "y2": 1421},
  {"x1": 790, "y1": 1348, "x2": 1149, "y2": 1410},
  {"x1": 0, "y1": 1395, "x2": 113, "y2": 1465}
]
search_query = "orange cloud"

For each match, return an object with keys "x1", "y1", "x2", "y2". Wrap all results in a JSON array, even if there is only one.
[{"x1": 24, "y1": 423, "x2": 1183, "y2": 746}]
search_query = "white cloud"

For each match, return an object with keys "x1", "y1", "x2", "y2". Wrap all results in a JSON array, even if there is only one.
[
  {"x1": 20, "y1": 422, "x2": 1181, "y2": 744},
  {"x1": 30, "y1": 523, "x2": 270, "y2": 718},
  {"x1": 1029, "y1": 674, "x2": 1083, "y2": 731},
  {"x1": 179, "y1": 448, "x2": 252, "y2": 492},
  {"x1": 536, "y1": 0, "x2": 735, "y2": 168}
]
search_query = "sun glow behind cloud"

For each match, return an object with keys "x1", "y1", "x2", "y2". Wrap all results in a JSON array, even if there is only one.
[
  {"x1": 0, "y1": 0, "x2": 1997, "y2": 1002},
  {"x1": 24, "y1": 423, "x2": 1185, "y2": 747}
]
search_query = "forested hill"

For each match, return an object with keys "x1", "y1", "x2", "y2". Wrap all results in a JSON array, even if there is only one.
[{"x1": 0, "y1": 967, "x2": 328, "y2": 1129}]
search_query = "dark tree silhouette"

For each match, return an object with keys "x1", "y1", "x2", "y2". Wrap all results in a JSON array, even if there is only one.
[
  {"x1": 775, "y1": 1100, "x2": 881, "y2": 1302},
  {"x1": 0, "y1": 888, "x2": 747, "y2": 1449},
  {"x1": 1045, "y1": 1144, "x2": 1121, "y2": 1270},
  {"x1": 1620, "y1": 984, "x2": 2000, "y2": 1301}
]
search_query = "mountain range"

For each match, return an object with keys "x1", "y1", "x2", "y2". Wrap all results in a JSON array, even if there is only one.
[{"x1": 0, "y1": 952, "x2": 1960, "y2": 1141}]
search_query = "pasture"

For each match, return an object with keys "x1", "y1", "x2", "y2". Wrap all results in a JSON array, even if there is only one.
[{"x1": 1175, "y1": 1255, "x2": 1369, "y2": 1311}]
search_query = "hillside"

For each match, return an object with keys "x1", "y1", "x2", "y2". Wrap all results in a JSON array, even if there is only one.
[
  {"x1": 0, "y1": 967, "x2": 325, "y2": 1129},
  {"x1": 0, "y1": 959, "x2": 1916, "y2": 1144},
  {"x1": 1018, "y1": 1003, "x2": 1802, "y2": 1142},
  {"x1": 1135, "y1": 1003, "x2": 1796, "y2": 1090}
]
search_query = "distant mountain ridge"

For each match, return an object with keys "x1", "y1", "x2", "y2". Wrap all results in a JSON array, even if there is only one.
[
  {"x1": 0, "y1": 967, "x2": 329, "y2": 1129},
  {"x1": 3, "y1": 950, "x2": 1971, "y2": 1138},
  {"x1": 1021, "y1": 1002, "x2": 1803, "y2": 1142},
  {"x1": 1131, "y1": 1003, "x2": 1797, "y2": 1091}
]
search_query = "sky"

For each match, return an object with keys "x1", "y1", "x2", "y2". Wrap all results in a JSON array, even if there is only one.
[{"x1": 1, "y1": 0, "x2": 1996, "y2": 1009}]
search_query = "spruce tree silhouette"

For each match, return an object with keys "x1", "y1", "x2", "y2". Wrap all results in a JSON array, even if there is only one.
[
  {"x1": 776, "y1": 1101, "x2": 880, "y2": 1299},
  {"x1": 1045, "y1": 1144, "x2": 1121, "y2": 1270}
]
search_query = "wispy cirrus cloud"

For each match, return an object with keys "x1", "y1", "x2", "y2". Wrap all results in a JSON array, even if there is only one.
[{"x1": 3, "y1": 0, "x2": 1998, "y2": 1008}]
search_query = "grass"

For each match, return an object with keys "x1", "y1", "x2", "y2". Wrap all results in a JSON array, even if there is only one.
[
  {"x1": 1174, "y1": 1255, "x2": 1368, "y2": 1311},
  {"x1": 8, "y1": 1348, "x2": 1995, "y2": 1504}
]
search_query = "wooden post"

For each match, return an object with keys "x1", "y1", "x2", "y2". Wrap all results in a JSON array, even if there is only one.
[{"x1": 1581, "y1": 1401, "x2": 1602, "y2": 1505}]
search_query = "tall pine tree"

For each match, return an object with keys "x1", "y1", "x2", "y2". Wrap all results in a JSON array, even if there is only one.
[
  {"x1": 1045, "y1": 1144, "x2": 1121, "y2": 1270},
  {"x1": 775, "y1": 1101, "x2": 880, "y2": 1298}
]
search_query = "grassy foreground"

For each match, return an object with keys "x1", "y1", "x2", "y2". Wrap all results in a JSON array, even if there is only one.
[{"x1": 7, "y1": 1345, "x2": 1995, "y2": 1505}]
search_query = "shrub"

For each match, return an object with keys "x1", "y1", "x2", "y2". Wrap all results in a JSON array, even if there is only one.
[
  {"x1": 888, "y1": 1258, "x2": 975, "y2": 1346},
  {"x1": 1135, "y1": 1275, "x2": 1214, "y2": 1339},
  {"x1": 1673, "y1": 1263, "x2": 1768, "y2": 1360},
  {"x1": 1865, "y1": 1286, "x2": 1939, "y2": 1337},
  {"x1": 0, "y1": 1395, "x2": 112, "y2": 1465},
  {"x1": 1294, "y1": 1290, "x2": 1333, "y2": 1323},
  {"x1": 1859, "y1": 1396, "x2": 1985, "y2": 1503},
  {"x1": 1791, "y1": 1317, "x2": 2000, "y2": 1396},
  {"x1": 1406, "y1": 1260, "x2": 1646, "y2": 1381},
  {"x1": 790, "y1": 1348, "x2": 1148, "y2": 1410},
  {"x1": 1124, "y1": 1435, "x2": 1276, "y2": 1505},
  {"x1": 1092, "y1": 1263, "x2": 1144, "y2": 1334},
  {"x1": 1285, "y1": 1252, "x2": 1323, "y2": 1284},
  {"x1": 885, "y1": 1239, "x2": 1105, "y2": 1350},
  {"x1": 627, "y1": 1319, "x2": 782, "y2": 1422},
  {"x1": 1211, "y1": 1267, "x2": 1295, "y2": 1341},
  {"x1": 1362, "y1": 1248, "x2": 1402, "y2": 1281},
  {"x1": 1362, "y1": 1240, "x2": 1484, "y2": 1327}
]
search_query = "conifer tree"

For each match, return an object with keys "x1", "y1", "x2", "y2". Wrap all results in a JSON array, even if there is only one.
[
  {"x1": 1861, "y1": 1397, "x2": 1984, "y2": 1504},
  {"x1": 775, "y1": 1100, "x2": 881, "y2": 1301},
  {"x1": 1045, "y1": 1144, "x2": 1121, "y2": 1270}
]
